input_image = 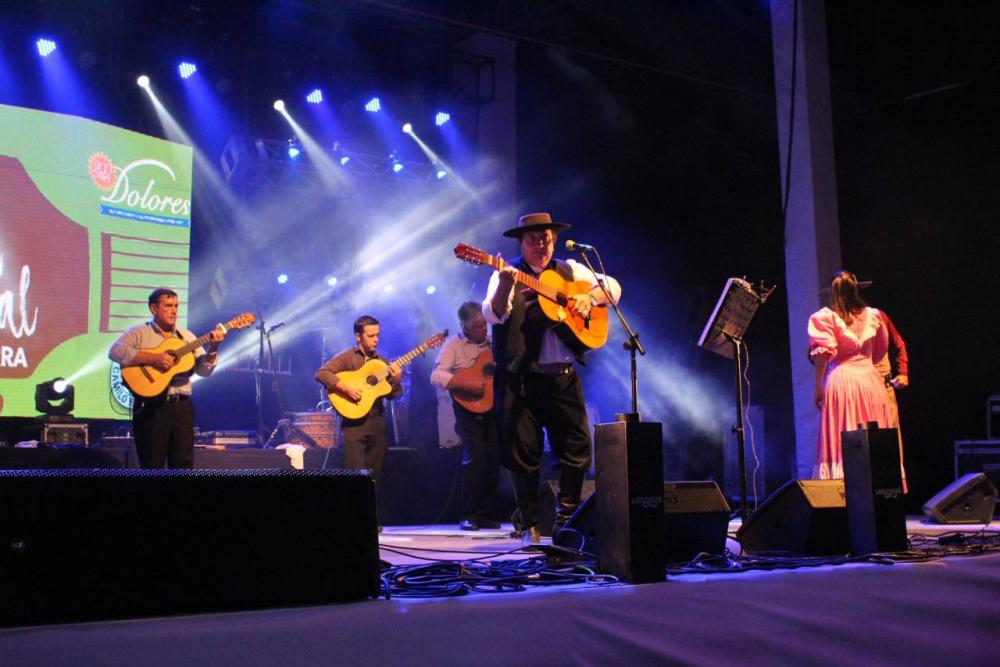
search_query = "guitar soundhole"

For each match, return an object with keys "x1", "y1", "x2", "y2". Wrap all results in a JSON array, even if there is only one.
[{"x1": 366, "y1": 376, "x2": 378, "y2": 386}]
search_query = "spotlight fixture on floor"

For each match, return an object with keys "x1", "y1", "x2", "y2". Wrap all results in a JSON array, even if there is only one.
[{"x1": 34, "y1": 377, "x2": 74, "y2": 416}]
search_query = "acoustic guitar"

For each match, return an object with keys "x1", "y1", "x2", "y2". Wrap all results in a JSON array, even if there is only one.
[
  {"x1": 329, "y1": 331, "x2": 447, "y2": 420},
  {"x1": 120, "y1": 312, "x2": 256, "y2": 398},
  {"x1": 453, "y1": 243, "x2": 608, "y2": 350},
  {"x1": 449, "y1": 349, "x2": 495, "y2": 414}
]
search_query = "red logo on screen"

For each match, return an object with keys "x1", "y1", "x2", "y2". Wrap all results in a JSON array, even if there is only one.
[{"x1": 88, "y1": 152, "x2": 115, "y2": 190}]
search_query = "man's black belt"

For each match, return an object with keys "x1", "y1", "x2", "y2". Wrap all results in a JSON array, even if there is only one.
[
  {"x1": 164, "y1": 394, "x2": 191, "y2": 402},
  {"x1": 530, "y1": 363, "x2": 575, "y2": 376}
]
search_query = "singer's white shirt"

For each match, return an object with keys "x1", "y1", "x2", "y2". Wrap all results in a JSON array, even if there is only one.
[{"x1": 481, "y1": 258, "x2": 621, "y2": 364}]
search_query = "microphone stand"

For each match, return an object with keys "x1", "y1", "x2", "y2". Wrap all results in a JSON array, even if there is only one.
[{"x1": 570, "y1": 246, "x2": 645, "y2": 421}]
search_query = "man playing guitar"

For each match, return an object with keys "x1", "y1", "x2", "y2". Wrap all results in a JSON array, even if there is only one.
[
  {"x1": 430, "y1": 302, "x2": 501, "y2": 531},
  {"x1": 315, "y1": 315, "x2": 403, "y2": 495},
  {"x1": 483, "y1": 212, "x2": 621, "y2": 545},
  {"x1": 108, "y1": 288, "x2": 227, "y2": 469}
]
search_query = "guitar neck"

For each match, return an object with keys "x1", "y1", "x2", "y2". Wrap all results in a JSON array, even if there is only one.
[
  {"x1": 369, "y1": 343, "x2": 431, "y2": 381},
  {"x1": 482, "y1": 255, "x2": 559, "y2": 302},
  {"x1": 172, "y1": 323, "x2": 229, "y2": 359}
]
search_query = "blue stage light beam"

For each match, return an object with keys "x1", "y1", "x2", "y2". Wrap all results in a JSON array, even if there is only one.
[
  {"x1": 36, "y1": 38, "x2": 57, "y2": 57},
  {"x1": 178, "y1": 62, "x2": 197, "y2": 79},
  {"x1": 274, "y1": 102, "x2": 350, "y2": 191}
]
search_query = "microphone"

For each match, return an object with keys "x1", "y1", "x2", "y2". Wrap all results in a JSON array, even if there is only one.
[
  {"x1": 564, "y1": 239, "x2": 595, "y2": 252},
  {"x1": 267, "y1": 321, "x2": 286, "y2": 334}
]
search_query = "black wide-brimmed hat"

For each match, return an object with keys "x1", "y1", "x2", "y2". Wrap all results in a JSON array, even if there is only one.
[{"x1": 502, "y1": 212, "x2": 572, "y2": 238}]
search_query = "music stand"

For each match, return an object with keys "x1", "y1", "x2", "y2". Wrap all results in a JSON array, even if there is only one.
[{"x1": 698, "y1": 277, "x2": 771, "y2": 520}]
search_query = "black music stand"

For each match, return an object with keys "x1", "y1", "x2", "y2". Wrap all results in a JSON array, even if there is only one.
[{"x1": 698, "y1": 277, "x2": 772, "y2": 520}]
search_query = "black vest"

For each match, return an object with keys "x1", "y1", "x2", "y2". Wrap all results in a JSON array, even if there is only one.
[{"x1": 491, "y1": 256, "x2": 587, "y2": 377}]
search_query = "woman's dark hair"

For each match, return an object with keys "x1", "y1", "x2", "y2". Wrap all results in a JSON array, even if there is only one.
[{"x1": 830, "y1": 270, "x2": 866, "y2": 325}]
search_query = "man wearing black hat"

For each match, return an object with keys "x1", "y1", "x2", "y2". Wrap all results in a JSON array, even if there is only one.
[{"x1": 482, "y1": 212, "x2": 621, "y2": 544}]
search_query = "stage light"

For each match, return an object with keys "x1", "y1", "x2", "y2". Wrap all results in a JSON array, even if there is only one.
[
  {"x1": 178, "y1": 62, "x2": 197, "y2": 79},
  {"x1": 307, "y1": 89, "x2": 323, "y2": 104},
  {"x1": 287, "y1": 138, "x2": 302, "y2": 159},
  {"x1": 425, "y1": 285, "x2": 437, "y2": 295},
  {"x1": 277, "y1": 273, "x2": 289, "y2": 284},
  {"x1": 402, "y1": 122, "x2": 413, "y2": 134},
  {"x1": 365, "y1": 97, "x2": 381, "y2": 113},
  {"x1": 383, "y1": 284, "x2": 394, "y2": 293},
  {"x1": 35, "y1": 377, "x2": 74, "y2": 416},
  {"x1": 273, "y1": 99, "x2": 285, "y2": 111},
  {"x1": 327, "y1": 276, "x2": 339, "y2": 287},
  {"x1": 36, "y1": 39, "x2": 57, "y2": 58},
  {"x1": 339, "y1": 156, "x2": 351, "y2": 166},
  {"x1": 389, "y1": 151, "x2": 403, "y2": 173},
  {"x1": 436, "y1": 169, "x2": 447, "y2": 180},
  {"x1": 136, "y1": 75, "x2": 151, "y2": 89},
  {"x1": 332, "y1": 141, "x2": 350, "y2": 166},
  {"x1": 434, "y1": 112, "x2": 451, "y2": 126}
]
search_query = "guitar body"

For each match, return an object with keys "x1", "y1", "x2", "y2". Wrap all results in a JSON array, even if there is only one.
[
  {"x1": 120, "y1": 337, "x2": 198, "y2": 398},
  {"x1": 328, "y1": 359, "x2": 394, "y2": 420},
  {"x1": 536, "y1": 270, "x2": 609, "y2": 349},
  {"x1": 449, "y1": 350, "x2": 496, "y2": 414}
]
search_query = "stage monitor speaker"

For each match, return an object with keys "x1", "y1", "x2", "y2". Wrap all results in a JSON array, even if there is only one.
[
  {"x1": 589, "y1": 421, "x2": 665, "y2": 584},
  {"x1": 922, "y1": 473, "x2": 998, "y2": 524},
  {"x1": 842, "y1": 426, "x2": 907, "y2": 553},
  {"x1": 0, "y1": 469, "x2": 380, "y2": 627},
  {"x1": 538, "y1": 479, "x2": 596, "y2": 537},
  {"x1": 736, "y1": 479, "x2": 849, "y2": 556},
  {"x1": 663, "y1": 481, "x2": 731, "y2": 562}
]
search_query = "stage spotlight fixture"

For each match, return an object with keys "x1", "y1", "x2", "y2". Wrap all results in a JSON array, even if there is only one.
[
  {"x1": 136, "y1": 75, "x2": 151, "y2": 89},
  {"x1": 35, "y1": 377, "x2": 74, "y2": 416},
  {"x1": 307, "y1": 89, "x2": 323, "y2": 104},
  {"x1": 327, "y1": 276, "x2": 339, "y2": 287},
  {"x1": 277, "y1": 273, "x2": 289, "y2": 285},
  {"x1": 436, "y1": 169, "x2": 447, "y2": 180},
  {"x1": 365, "y1": 97, "x2": 381, "y2": 113},
  {"x1": 425, "y1": 285, "x2": 437, "y2": 295},
  {"x1": 287, "y1": 138, "x2": 302, "y2": 159},
  {"x1": 402, "y1": 123, "x2": 413, "y2": 134},
  {"x1": 389, "y1": 151, "x2": 403, "y2": 173},
  {"x1": 273, "y1": 99, "x2": 286, "y2": 111},
  {"x1": 383, "y1": 284, "x2": 394, "y2": 293},
  {"x1": 332, "y1": 141, "x2": 350, "y2": 166},
  {"x1": 435, "y1": 112, "x2": 451, "y2": 126},
  {"x1": 36, "y1": 38, "x2": 57, "y2": 57},
  {"x1": 178, "y1": 62, "x2": 197, "y2": 79}
]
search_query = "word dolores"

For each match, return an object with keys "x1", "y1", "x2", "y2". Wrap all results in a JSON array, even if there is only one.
[{"x1": 100, "y1": 158, "x2": 191, "y2": 216}]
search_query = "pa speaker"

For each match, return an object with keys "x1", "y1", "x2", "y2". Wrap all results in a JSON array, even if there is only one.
[
  {"x1": 737, "y1": 479, "x2": 849, "y2": 556},
  {"x1": 922, "y1": 473, "x2": 998, "y2": 524},
  {"x1": 842, "y1": 426, "x2": 907, "y2": 553},
  {"x1": 0, "y1": 469, "x2": 380, "y2": 627},
  {"x1": 538, "y1": 479, "x2": 596, "y2": 537},
  {"x1": 590, "y1": 421, "x2": 665, "y2": 584},
  {"x1": 663, "y1": 481, "x2": 731, "y2": 562}
]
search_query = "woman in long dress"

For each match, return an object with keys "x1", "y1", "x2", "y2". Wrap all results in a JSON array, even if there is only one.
[{"x1": 808, "y1": 271, "x2": 901, "y2": 487}]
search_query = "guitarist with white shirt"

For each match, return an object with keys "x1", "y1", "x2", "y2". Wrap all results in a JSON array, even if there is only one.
[
  {"x1": 109, "y1": 288, "x2": 227, "y2": 469},
  {"x1": 482, "y1": 212, "x2": 621, "y2": 545}
]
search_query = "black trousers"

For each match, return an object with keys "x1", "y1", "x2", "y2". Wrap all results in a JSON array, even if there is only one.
[
  {"x1": 341, "y1": 411, "x2": 388, "y2": 487},
  {"x1": 498, "y1": 368, "x2": 592, "y2": 527},
  {"x1": 132, "y1": 396, "x2": 195, "y2": 469},
  {"x1": 453, "y1": 402, "x2": 500, "y2": 522}
]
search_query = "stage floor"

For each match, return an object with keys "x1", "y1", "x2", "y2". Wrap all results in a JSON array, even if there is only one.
[{"x1": 2, "y1": 517, "x2": 997, "y2": 666}]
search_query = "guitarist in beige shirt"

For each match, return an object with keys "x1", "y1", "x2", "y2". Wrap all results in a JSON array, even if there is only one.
[
  {"x1": 430, "y1": 303, "x2": 501, "y2": 532},
  {"x1": 109, "y1": 288, "x2": 226, "y2": 469}
]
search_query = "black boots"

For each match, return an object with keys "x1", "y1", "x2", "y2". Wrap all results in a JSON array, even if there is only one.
[{"x1": 553, "y1": 466, "x2": 586, "y2": 535}]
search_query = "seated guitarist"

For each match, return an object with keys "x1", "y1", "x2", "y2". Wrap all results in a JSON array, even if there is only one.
[
  {"x1": 315, "y1": 315, "x2": 403, "y2": 493},
  {"x1": 108, "y1": 288, "x2": 226, "y2": 469},
  {"x1": 430, "y1": 302, "x2": 501, "y2": 532},
  {"x1": 482, "y1": 212, "x2": 621, "y2": 545}
]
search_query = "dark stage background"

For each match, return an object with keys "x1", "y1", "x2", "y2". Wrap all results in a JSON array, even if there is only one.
[{"x1": 2, "y1": 1, "x2": 998, "y2": 514}]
